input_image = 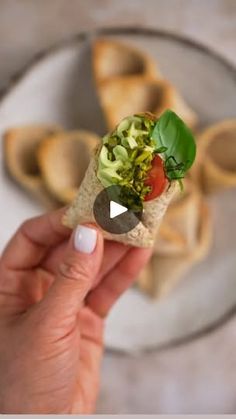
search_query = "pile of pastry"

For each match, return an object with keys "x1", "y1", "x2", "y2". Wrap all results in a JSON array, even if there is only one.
[
  {"x1": 4, "y1": 127, "x2": 100, "y2": 208},
  {"x1": 3, "y1": 39, "x2": 236, "y2": 298}
]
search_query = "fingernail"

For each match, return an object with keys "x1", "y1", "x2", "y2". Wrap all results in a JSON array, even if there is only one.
[{"x1": 74, "y1": 225, "x2": 97, "y2": 254}]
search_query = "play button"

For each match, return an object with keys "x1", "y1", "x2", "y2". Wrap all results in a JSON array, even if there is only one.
[
  {"x1": 110, "y1": 201, "x2": 128, "y2": 219},
  {"x1": 93, "y1": 185, "x2": 143, "y2": 234}
]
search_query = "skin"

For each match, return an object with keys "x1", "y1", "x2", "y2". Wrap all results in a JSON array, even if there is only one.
[{"x1": 0, "y1": 208, "x2": 152, "y2": 414}]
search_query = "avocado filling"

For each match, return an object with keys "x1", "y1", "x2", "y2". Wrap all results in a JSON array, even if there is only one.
[{"x1": 97, "y1": 115, "x2": 158, "y2": 205}]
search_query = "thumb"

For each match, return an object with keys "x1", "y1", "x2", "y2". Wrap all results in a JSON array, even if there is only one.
[{"x1": 34, "y1": 224, "x2": 104, "y2": 327}]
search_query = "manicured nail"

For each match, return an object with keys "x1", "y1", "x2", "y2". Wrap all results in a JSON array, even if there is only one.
[{"x1": 74, "y1": 225, "x2": 97, "y2": 254}]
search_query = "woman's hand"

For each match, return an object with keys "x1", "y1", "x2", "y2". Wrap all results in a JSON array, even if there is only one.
[{"x1": 0, "y1": 209, "x2": 151, "y2": 414}]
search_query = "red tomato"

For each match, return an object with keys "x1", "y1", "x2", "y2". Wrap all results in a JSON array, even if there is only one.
[{"x1": 144, "y1": 155, "x2": 167, "y2": 201}]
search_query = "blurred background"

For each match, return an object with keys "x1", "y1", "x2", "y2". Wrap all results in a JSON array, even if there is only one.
[
  {"x1": 0, "y1": 0, "x2": 236, "y2": 414},
  {"x1": 0, "y1": 0, "x2": 235, "y2": 91}
]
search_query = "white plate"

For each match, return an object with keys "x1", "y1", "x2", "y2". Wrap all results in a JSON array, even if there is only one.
[{"x1": 0, "y1": 29, "x2": 236, "y2": 352}]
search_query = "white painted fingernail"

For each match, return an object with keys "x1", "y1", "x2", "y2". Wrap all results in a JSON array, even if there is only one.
[{"x1": 74, "y1": 225, "x2": 97, "y2": 254}]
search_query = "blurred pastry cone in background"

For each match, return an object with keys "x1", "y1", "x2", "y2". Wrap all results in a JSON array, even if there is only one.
[
  {"x1": 38, "y1": 130, "x2": 100, "y2": 204},
  {"x1": 92, "y1": 38, "x2": 158, "y2": 83},
  {"x1": 92, "y1": 39, "x2": 197, "y2": 131},
  {"x1": 4, "y1": 125, "x2": 61, "y2": 209},
  {"x1": 155, "y1": 179, "x2": 201, "y2": 256},
  {"x1": 97, "y1": 77, "x2": 197, "y2": 131},
  {"x1": 4, "y1": 126, "x2": 100, "y2": 208},
  {"x1": 137, "y1": 192, "x2": 212, "y2": 298},
  {"x1": 191, "y1": 120, "x2": 236, "y2": 194}
]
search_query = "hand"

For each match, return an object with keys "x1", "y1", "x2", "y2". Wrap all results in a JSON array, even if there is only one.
[{"x1": 0, "y1": 209, "x2": 151, "y2": 414}]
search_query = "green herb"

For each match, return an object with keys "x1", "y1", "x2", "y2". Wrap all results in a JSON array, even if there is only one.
[{"x1": 152, "y1": 109, "x2": 196, "y2": 180}]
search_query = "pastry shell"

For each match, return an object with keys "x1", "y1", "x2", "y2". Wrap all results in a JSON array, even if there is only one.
[
  {"x1": 38, "y1": 130, "x2": 101, "y2": 204},
  {"x1": 92, "y1": 38, "x2": 158, "y2": 83},
  {"x1": 4, "y1": 125, "x2": 61, "y2": 209},
  {"x1": 154, "y1": 179, "x2": 202, "y2": 256},
  {"x1": 97, "y1": 76, "x2": 197, "y2": 131},
  {"x1": 137, "y1": 201, "x2": 211, "y2": 298},
  {"x1": 195, "y1": 119, "x2": 236, "y2": 194}
]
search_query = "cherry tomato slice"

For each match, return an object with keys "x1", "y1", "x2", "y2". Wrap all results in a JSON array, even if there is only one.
[{"x1": 144, "y1": 155, "x2": 167, "y2": 201}]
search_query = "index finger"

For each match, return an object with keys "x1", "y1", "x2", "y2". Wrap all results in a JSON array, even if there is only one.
[
  {"x1": 1, "y1": 207, "x2": 70, "y2": 271},
  {"x1": 86, "y1": 246, "x2": 152, "y2": 317}
]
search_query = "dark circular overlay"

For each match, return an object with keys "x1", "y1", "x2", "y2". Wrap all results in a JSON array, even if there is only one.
[{"x1": 93, "y1": 185, "x2": 143, "y2": 234}]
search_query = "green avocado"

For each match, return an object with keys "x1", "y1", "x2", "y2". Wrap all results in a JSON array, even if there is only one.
[{"x1": 97, "y1": 115, "x2": 156, "y2": 203}]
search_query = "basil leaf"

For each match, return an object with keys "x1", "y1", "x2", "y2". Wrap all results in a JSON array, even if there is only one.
[{"x1": 152, "y1": 109, "x2": 196, "y2": 179}]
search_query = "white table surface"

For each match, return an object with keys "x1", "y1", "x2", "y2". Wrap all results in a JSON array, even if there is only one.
[{"x1": 0, "y1": 0, "x2": 235, "y2": 413}]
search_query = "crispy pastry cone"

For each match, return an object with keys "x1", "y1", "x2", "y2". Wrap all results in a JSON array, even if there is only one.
[
  {"x1": 97, "y1": 77, "x2": 197, "y2": 131},
  {"x1": 137, "y1": 202, "x2": 211, "y2": 298},
  {"x1": 38, "y1": 131, "x2": 100, "y2": 204},
  {"x1": 195, "y1": 120, "x2": 236, "y2": 194},
  {"x1": 154, "y1": 179, "x2": 201, "y2": 255},
  {"x1": 4, "y1": 125, "x2": 61, "y2": 209},
  {"x1": 92, "y1": 38, "x2": 158, "y2": 83},
  {"x1": 63, "y1": 148, "x2": 177, "y2": 247}
]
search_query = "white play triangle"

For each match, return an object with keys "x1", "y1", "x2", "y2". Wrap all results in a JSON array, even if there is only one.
[{"x1": 110, "y1": 200, "x2": 128, "y2": 219}]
